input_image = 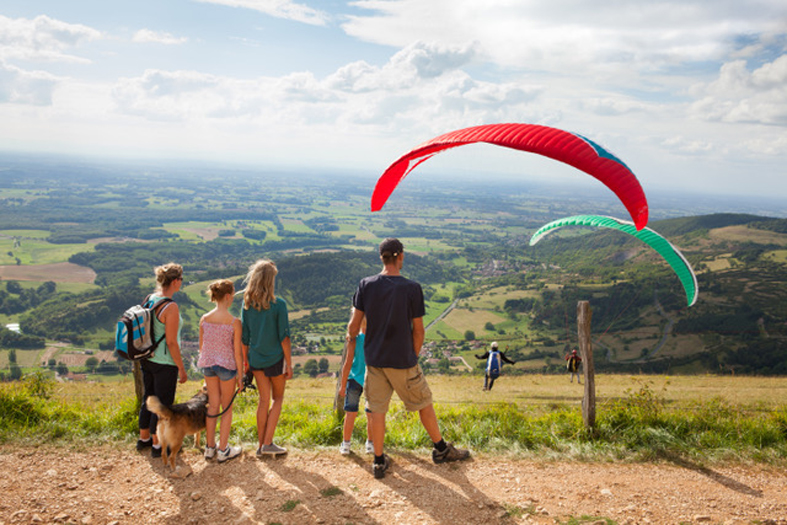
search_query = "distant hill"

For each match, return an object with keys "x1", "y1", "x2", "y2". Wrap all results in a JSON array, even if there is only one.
[{"x1": 651, "y1": 213, "x2": 774, "y2": 236}]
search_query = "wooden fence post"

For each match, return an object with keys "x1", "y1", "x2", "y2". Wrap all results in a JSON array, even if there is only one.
[
  {"x1": 577, "y1": 300, "x2": 596, "y2": 429},
  {"x1": 333, "y1": 341, "x2": 347, "y2": 419},
  {"x1": 132, "y1": 361, "x2": 144, "y2": 407}
]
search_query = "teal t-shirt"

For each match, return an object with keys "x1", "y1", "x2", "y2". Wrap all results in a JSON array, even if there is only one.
[
  {"x1": 241, "y1": 297, "x2": 290, "y2": 369},
  {"x1": 348, "y1": 333, "x2": 366, "y2": 386},
  {"x1": 147, "y1": 294, "x2": 181, "y2": 367}
]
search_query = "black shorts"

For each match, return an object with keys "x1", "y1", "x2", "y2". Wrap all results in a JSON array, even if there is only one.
[{"x1": 251, "y1": 358, "x2": 284, "y2": 378}]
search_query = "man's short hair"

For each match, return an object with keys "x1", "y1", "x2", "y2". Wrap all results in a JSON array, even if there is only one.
[{"x1": 379, "y1": 238, "x2": 404, "y2": 259}]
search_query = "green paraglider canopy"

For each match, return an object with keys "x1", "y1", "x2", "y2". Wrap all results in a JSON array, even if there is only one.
[{"x1": 530, "y1": 215, "x2": 698, "y2": 307}]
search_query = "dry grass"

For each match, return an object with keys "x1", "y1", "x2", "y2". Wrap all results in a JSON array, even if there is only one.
[
  {"x1": 50, "y1": 373, "x2": 787, "y2": 416},
  {"x1": 709, "y1": 225, "x2": 787, "y2": 246},
  {"x1": 0, "y1": 262, "x2": 96, "y2": 283}
]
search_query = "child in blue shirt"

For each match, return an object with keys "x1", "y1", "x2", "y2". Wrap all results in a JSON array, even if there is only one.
[{"x1": 338, "y1": 310, "x2": 373, "y2": 455}]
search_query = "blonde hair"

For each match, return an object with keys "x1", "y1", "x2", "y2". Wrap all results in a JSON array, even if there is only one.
[
  {"x1": 243, "y1": 259, "x2": 277, "y2": 310},
  {"x1": 154, "y1": 263, "x2": 183, "y2": 291},
  {"x1": 207, "y1": 279, "x2": 234, "y2": 303}
]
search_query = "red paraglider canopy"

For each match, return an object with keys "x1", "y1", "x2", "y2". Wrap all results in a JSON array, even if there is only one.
[{"x1": 371, "y1": 123, "x2": 649, "y2": 230}]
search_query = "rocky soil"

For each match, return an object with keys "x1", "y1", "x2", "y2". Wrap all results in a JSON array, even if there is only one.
[{"x1": 2, "y1": 445, "x2": 786, "y2": 524}]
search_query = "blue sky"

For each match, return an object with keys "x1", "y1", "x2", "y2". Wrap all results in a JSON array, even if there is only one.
[{"x1": 1, "y1": 0, "x2": 785, "y2": 201}]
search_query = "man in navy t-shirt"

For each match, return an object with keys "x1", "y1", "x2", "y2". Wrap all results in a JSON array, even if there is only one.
[{"x1": 347, "y1": 238, "x2": 470, "y2": 479}]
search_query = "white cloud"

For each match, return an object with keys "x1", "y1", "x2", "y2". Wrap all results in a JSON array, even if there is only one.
[
  {"x1": 690, "y1": 55, "x2": 787, "y2": 125},
  {"x1": 661, "y1": 135, "x2": 714, "y2": 155},
  {"x1": 344, "y1": 0, "x2": 786, "y2": 79},
  {"x1": 0, "y1": 14, "x2": 101, "y2": 63},
  {"x1": 579, "y1": 97, "x2": 652, "y2": 116},
  {"x1": 132, "y1": 29, "x2": 188, "y2": 45},
  {"x1": 0, "y1": 61, "x2": 58, "y2": 105},
  {"x1": 193, "y1": 0, "x2": 329, "y2": 26},
  {"x1": 110, "y1": 40, "x2": 542, "y2": 133}
]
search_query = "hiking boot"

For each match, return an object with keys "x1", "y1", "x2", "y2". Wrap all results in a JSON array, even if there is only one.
[
  {"x1": 432, "y1": 442, "x2": 470, "y2": 464},
  {"x1": 217, "y1": 445, "x2": 242, "y2": 463},
  {"x1": 204, "y1": 446, "x2": 217, "y2": 460},
  {"x1": 373, "y1": 455, "x2": 390, "y2": 479},
  {"x1": 136, "y1": 439, "x2": 152, "y2": 451},
  {"x1": 339, "y1": 441, "x2": 352, "y2": 455},
  {"x1": 151, "y1": 446, "x2": 162, "y2": 458},
  {"x1": 260, "y1": 443, "x2": 287, "y2": 456},
  {"x1": 365, "y1": 440, "x2": 374, "y2": 455}
]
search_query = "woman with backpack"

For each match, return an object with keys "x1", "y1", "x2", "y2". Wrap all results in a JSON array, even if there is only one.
[
  {"x1": 242, "y1": 259, "x2": 293, "y2": 457},
  {"x1": 136, "y1": 262, "x2": 188, "y2": 458}
]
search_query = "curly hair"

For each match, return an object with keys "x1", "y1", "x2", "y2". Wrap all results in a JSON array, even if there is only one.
[
  {"x1": 243, "y1": 259, "x2": 277, "y2": 310},
  {"x1": 207, "y1": 278, "x2": 235, "y2": 303},
  {"x1": 154, "y1": 262, "x2": 183, "y2": 291}
]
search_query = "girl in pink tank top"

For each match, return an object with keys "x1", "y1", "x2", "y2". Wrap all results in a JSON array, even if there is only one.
[{"x1": 199, "y1": 279, "x2": 244, "y2": 462}]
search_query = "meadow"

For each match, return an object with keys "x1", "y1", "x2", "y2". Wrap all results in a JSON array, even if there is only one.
[{"x1": 3, "y1": 373, "x2": 786, "y2": 465}]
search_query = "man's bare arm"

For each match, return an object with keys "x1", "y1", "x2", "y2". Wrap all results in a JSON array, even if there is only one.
[{"x1": 412, "y1": 317, "x2": 425, "y2": 357}]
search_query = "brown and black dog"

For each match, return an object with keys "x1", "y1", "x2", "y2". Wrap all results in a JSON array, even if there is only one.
[{"x1": 146, "y1": 386, "x2": 208, "y2": 470}]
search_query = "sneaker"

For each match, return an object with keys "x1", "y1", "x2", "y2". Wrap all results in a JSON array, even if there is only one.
[
  {"x1": 256, "y1": 446, "x2": 264, "y2": 458},
  {"x1": 136, "y1": 438, "x2": 152, "y2": 451},
  {"x1": 339, "y1": 441, "x2": 352, "y2": 455},
  {"x1": 217, "y1": 445, "x2": 242, "y2": 463},
  {"x1": 373, "y1": 455, "x2": 390, "y2": 479},
  {"x1": 260, "y1": 443, "x2": 287, "y2": 456},
  {"x1": 204, "y1": 446, "x2": 217, "y2": 460},
  {"x1": 151, "y1": 446, "x2": 162, "y2": 458},
  {"x1": 432, "y1": 442, "x2": 470, "y2": 464},
  {"x1": 365, "y1": 440, "x2": 374, "y2": 455}
]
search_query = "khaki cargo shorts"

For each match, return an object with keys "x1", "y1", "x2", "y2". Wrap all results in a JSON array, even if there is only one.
[{"x1": 365, "y1": 364, "x2": 433, "y2": 413}]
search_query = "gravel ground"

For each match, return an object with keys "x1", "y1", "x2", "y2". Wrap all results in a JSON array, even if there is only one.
[{"x1": 1, "y1": 445, "x2": 786, "y2": 524}]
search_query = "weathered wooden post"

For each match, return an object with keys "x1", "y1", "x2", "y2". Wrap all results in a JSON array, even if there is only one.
[
  {"x1": 333, "y1": 341, "x2": 347, "y2": 418},
  {"x1": 577, "y1": 300, "x2": 596, "y2": 429},
  {"x1": 132, "y1": 361, "x2": 144, "y2": 406}
]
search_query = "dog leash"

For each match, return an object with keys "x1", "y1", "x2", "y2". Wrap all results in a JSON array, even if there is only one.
[{"x1": 206, "y1": 372, "x2": 255, "y2": 419}]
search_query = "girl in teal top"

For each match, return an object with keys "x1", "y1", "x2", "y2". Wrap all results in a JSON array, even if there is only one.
[
  {"x1": 242, "y1": 259, "x2": 292, "y2": 457},
  {"x1": 147, "y1": 293, "x2": 182, "y2": 367}
]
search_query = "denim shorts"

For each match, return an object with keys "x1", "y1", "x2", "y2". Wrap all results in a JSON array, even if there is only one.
[
  {"x1": 343, "y1": 378, "x2": 365, "y2": 412},
  {"x1": 202, "y1": 365, "x2": 237, "y2": 382}
]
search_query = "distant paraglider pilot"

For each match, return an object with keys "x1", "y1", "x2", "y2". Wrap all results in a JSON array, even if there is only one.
[
  {"x1": 475, "y1": 342, "x2": 515, "y2": 391},
  {"x1": 565, "y1": 349, "x2": 582, "y2": 383}
]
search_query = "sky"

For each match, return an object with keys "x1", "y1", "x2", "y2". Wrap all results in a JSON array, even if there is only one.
[{"x1": 0, "y1": 0, "x2": 786, "y2": 203}]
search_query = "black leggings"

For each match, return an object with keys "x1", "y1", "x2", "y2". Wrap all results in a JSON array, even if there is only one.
[{"x1": 138, "y1": 360, "x2": 179, "y2": 436}]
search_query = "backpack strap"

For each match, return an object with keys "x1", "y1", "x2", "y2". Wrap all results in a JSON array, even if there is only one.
[{"x1": 144, "y1": 294, "x2": 174, "y2": 320}]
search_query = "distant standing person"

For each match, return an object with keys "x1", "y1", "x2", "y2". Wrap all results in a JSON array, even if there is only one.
[
  {"x1": 198, "y1": 279, "x2": 244, "y2": 463},
  {"x1": 347, "y1": 238, "x2": 470, "y2": 479},
  {"x1": 474, "y1": 341, "x2": 516, "y2": 391},
  {"x1": 565, "y1": 348, "x2": 582, "y2": 383},
  {"x1": 338, "y1": 309, "x2": 373, "y2": 455},
  {"x1": 242, "y1": 259, "x2": 293, "y2": 457},
  {"x1": 137, "y1": 263, "x2": 188, "y2": 458}
]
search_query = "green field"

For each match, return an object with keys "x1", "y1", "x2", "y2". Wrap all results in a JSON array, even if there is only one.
[{"x1": 0, "y1": 236, "x2": 94, "y2": 265}]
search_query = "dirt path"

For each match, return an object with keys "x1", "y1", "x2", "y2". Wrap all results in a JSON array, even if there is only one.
[{"x1": 1, "y1": 445, "x2": 786, "y2": 524}]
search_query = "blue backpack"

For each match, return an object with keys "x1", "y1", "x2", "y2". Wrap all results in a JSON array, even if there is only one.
[
  {"x1": 115, "y1": 295, "x2": 173, "y2": 361},
  {"x1": 487, "y1": 351, "x2": 501, "y2": 379}
]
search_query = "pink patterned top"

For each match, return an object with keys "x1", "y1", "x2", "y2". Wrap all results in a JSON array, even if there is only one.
[{"x1": 198, "y1": 322, "x2": 237, "y2": 370}]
